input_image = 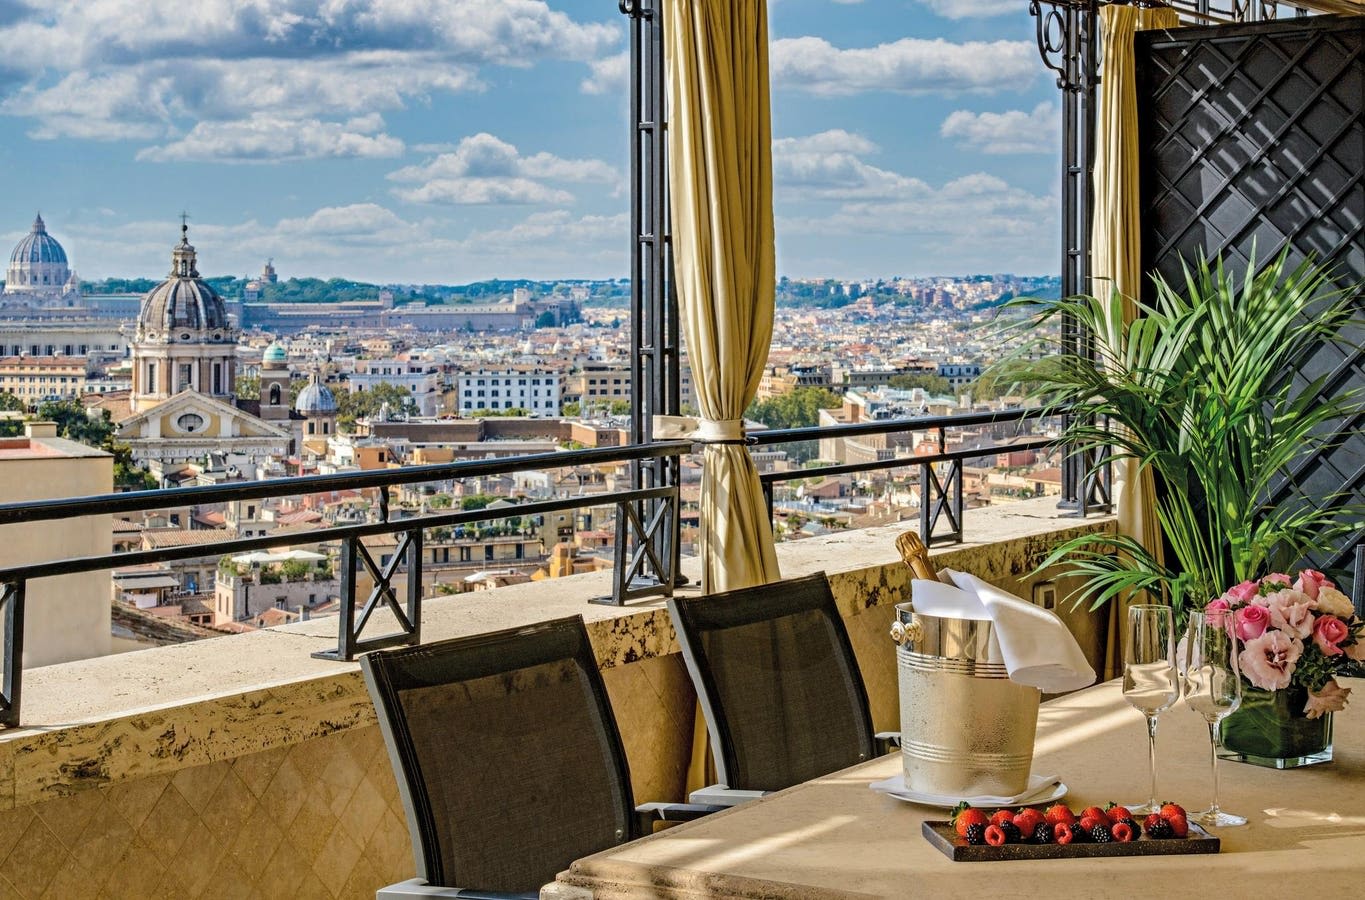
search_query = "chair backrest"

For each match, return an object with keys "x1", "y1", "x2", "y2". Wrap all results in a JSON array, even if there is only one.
[
  {"x1": 668, "y1": 572, "x2": 877, "y2": 793},
  {"x1": 360, "y1": 616, "x2": 636, "y2": 893}
]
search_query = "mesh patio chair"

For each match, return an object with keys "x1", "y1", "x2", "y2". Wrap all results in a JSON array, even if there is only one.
[
  {"x1": 668, "y1": 571, "x2": 892, "y2": 806},
  {"x1": 361, "y1": 615, "x2": 715, "y2": 899}
]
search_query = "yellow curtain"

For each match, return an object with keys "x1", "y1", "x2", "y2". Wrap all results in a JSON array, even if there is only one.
[
  {"x1": 665, "y1": 0, "x2": 780, "y2": 795},
  {"x1": 1092, "y1": 4, "x2": 1178, "y2": 678},
  {"x1": 664, "y1": 0, "x2": 780, "y2": 596}
]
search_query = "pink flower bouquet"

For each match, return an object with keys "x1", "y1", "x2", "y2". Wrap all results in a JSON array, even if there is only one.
[{"x1": 1209, "y1": 570, "x2": 1364, "y2": 718}]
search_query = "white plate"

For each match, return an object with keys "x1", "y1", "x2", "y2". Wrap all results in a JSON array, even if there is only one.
[{"x1": 868, "y1": 773, "x2": 1067, "y2": 809}]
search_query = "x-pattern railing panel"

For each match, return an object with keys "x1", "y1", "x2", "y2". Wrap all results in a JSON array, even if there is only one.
[{"x1": 1137, "y1": 16, "x2": 1365, "y2": 587}]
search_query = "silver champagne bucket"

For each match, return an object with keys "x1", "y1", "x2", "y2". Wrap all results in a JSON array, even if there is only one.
[{"x1": 890, "y1": 602, "x2": 1040, "y2": 797}]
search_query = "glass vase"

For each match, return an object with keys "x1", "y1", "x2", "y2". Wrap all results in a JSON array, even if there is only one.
[{"x1": 1218, "y1": 683, "x2": 1333, "y2": 768}]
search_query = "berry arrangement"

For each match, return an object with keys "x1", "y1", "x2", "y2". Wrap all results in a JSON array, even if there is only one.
[{"x1": 951, "y1": 801, "x2": 1190, "y2": 847}]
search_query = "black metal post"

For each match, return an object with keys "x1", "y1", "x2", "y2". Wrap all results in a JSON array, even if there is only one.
[
  {"x1": 621, "y1": 0, "x2": 681, "y2": 593},
  {"x1": 1032, "y1": 0, "x2": 1100, "y2": 509},
  {"x1": 0, "y1": 581, "x2": 23, "y2": 728}
]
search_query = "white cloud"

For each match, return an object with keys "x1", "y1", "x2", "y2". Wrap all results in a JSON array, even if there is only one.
[
  {"x1": 772, "y1": 130, "x2": 919, "y2": 199},
  {"x1": 388, "y1": 133, "x2": 617, "y2": 206},
  {"x1": 771, "y1": 129, "x2": 1055, "y2": 274},
  {"x1": 0, "y1": 1, "x2": 621, "y2": 160},
  {"x1": 581, "y1": 52, "x2": 627, "y2": 96},
  {"x1": 61, "y1": 203, "x2": 626, "y2": 281},
  {"x1": 770, "y1": 36, "x2": 1037, "y2": 96},
  {"x1": 137, "y1": 114, "x2": 404, "y2": 162},
  {"x1": 940, "y1": 102, "x2": 1058, "y2": 154},
  {"x1": 911, "y1": 0, "x2": 1022, "y2": 19}
]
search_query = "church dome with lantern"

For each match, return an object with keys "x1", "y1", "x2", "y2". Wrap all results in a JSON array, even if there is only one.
[
  {"x1": 135, "y1": 223, "x2": 233, "y2": 343},
  {"x1": 5, "y1": 214, "x2": 71, "y2": 293},
  {"x1": 130, "y1": 221, "x2": 240, "y2": 412}
]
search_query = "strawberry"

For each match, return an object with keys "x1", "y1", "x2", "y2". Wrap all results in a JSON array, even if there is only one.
[
  {"x1": 1012, "y1": 809, "x2": 1043, "y2": 836},
  {"x1": 1044, "y1": 803, "x2": 1076, "y2": 826},
  {"x1": 984, "y1": 824, "x2": 1008, "y2": 847},
  {"x1": 1159, "y1": 801, "x2": 1187, "y2": 819},
  {"x1": 1079, "y1": 815, "x2": 1105, "y2": 832},
  {"x1": 1053, "y1": 822, "x2": 1075, "y2": 845},
  {"x1": 1142, "y1": 813, "x2": 1164, "y2": 832},
  {"x1": 1164, "y1": 812, "x2": 1189, "y2": 838},
  {"x1": 1111, "y1": 821, "x2": 1136, "y2": 843},
  {"x1": 1080, "y1": 805, "x2": 1110, "y2": 824},
  {"x1": 953, "y1": 803, "x2": 990, "y2": 838},
  {"x1": 1105, "y1": 803, "x2": 1134, "y2": 822},
  {"x1": 989, "y1": 809, "x2": 1015, "y2": 828}
]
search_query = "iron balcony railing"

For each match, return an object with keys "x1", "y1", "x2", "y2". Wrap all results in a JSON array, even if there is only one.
[{"x1": 0, "y1": 406, "x2": 1087, "y2": 727}]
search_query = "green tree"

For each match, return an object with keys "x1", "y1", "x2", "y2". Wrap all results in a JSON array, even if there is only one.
[
  {"x1": 534, "y1": 310, "x2": 557, "y2": 328},
  {"x1": 0, "y1": 392, "x2": 22, "y2": 412},
  {"x1": 36, "y1": 400, "x2": 114, "y2": 447},
  {"x1": 336, "y1": 382, "x2": 417, "y2": 431},
  {"x1": 745, "y1": 387, "x2": 842, "y2": 430},
  {"x1": 460, "y1": 494, "x2": 496, "y2": 511},
  {"x1": 887, "y1": 373, "x2": 952, "y2": 395},
  {"x1": 279, "y1": 559, "x2": 313, "y2": 581},
  {"x1": 235, "y1": 374, "x2": 259, "y2": 400},
  {"x1": 107, "y1": 440, "x2": 158, "y2": 491},
  {"x1": 562, "y1": 401, "x2": 581, "y2": 417}
]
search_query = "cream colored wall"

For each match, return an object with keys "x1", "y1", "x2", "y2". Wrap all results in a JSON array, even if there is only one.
[{"x1": 0, "y1": 447, "x2": 112, "y2": 667}]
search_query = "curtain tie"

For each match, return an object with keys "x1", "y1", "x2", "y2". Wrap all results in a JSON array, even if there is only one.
[{"x1": 652, "y1": 415, "x2": 749, "y2": 445}]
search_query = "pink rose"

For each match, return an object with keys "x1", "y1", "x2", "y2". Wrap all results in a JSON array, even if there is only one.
[
  {"x1": 1239, "y1": 631, "x2": 1303, "y2": 691},
  {"x1": 1266, "y1": 589, "x2": 1316, "y2": 638},
  {"x1": 1312, "y1": 615, "x2": 1350, "y2": 656},
  {"x1": 1204, "y1": 597, "x2": 1230, "y2": 626},
  {"x1": 1263, "y1": 573, "x2": 1292, "y2": 588},
  {"x1": 1233, "y1": 604, "x2": 1271, "y2": 641},
  {"x1": 1304, "y1": 679, "x2": 1351, "y2": 719},
  {"x1": 1293, "y1": 569, "x2": 1333, "y2": 601},
  {"x1": 1225, "y1": 581, "x2": 1260, "y2": 603}
]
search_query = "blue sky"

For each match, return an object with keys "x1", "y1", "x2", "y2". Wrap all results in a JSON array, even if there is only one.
[{"x1": 0, "y1": 0, "x2": 1061, "y2": 283}]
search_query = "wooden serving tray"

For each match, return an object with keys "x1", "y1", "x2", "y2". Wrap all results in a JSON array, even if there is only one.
[{"x1": 922, "y1": 821, "x2": 1220, "y2": 861}]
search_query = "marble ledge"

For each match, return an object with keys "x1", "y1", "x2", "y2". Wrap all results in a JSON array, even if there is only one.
[{"x1": 0, "y1": 497, "x2": 1112, "y2": 808}]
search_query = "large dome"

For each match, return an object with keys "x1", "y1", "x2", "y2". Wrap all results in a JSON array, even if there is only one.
[
  {"x1": 262, "y1": 342, "x2": 288, "y2": 367},
  {"x1": 136, "y1": 224, "x2": 233, "y2": 341},
  {"x1": 5, "y1": 214, "x2": 71, "y2": 292}
]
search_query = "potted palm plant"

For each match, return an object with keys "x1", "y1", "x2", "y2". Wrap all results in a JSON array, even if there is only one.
[{"x1": 1002, "y1": 248, "x2": 1363, "y2": 765}]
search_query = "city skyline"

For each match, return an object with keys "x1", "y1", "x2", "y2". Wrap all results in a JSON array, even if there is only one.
[{"x1": 0, "y1": 0, "x2": 1062, "y2": 283}]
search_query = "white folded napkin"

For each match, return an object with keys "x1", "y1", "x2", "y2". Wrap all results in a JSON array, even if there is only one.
[{"x1": 909, "y1": 569, "x2": 1095, "y2": 693}]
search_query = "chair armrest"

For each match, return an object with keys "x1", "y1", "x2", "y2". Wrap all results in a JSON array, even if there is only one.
[
  {"x1": 687, "y1": 784, "x2": 767, "y2": 807},
  {"x1": 634, "y1": 801, "x2": 726, "y2": 837},
  {"x1": 635, "y1": 801, "x2": 726, "y2": 825},
  {"x1": 875, "y1": 731, "x2": 901, "y2": 755},
  {"x1": 377, "y1": 878, "x2": 537, "y2": 899}
]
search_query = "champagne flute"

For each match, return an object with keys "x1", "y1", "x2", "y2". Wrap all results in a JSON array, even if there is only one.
[
  {"x1": 1183, "y1": 609, "x2": 1247, "y2": 827},
  {"x1": 1122, "y1": 604, "x2": 1178, "y2": 815}
]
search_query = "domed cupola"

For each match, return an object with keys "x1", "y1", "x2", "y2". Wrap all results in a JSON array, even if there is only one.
[
  {"x1": 5, "y1": 214, "x2": 72, "y2": 293},
  {"x1": 130, "y1": 220, "x2": 240, "y2": 413},
  {"x1": 262, "y1": 342, "x2": 288, "y2": 369},
  {"x1": 296, "y1": 371, "x2": 339, "y2": 438},
  {"x1": 135, "y1": 223, "x2": 232, "y2": 343}
]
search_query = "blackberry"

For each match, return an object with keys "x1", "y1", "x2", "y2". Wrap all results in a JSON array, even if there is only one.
[
  {"x1": 964, "y1": 823, "x2": 987, "y2": 845},
  {"x1": 1090, "y1": 824, "x2": 1113, "y2": 843},
  {"x1": 1031, "y1": 822, "x2": 1054, "y2": 844},
  {"x1": 998, "y1": 822, "x2": 1022, "y2": 844},
  {"x1": 1067, "y1": 822, "x2": 1089, "y2": 842},
  {"x1": 1146, "y1": 818, "x2": 1175, "y2": 839}
]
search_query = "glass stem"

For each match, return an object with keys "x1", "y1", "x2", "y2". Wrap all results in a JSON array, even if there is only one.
[
  {"x1": 1207, "y1": 720, "x2": 1220, "y2": 815},
  {"x1": 1146, "y1": 714, "x2": 1159, "y2": 809}
]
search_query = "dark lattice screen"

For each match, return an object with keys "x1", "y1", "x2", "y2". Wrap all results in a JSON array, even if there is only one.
[{"x1": 1136, "y1": 15, "x2": 1365, "y2": 586}]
